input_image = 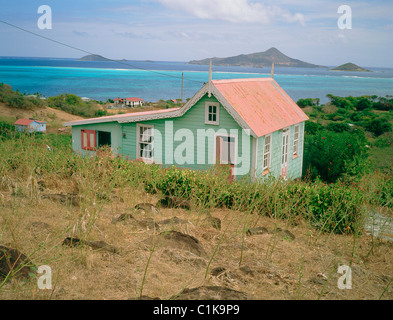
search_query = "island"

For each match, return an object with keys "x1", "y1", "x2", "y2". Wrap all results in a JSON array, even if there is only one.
[
  {"x1": 189, "y1": 47, "x2": 325, "y2": 68},
  {"x1": 78, "y1": 54, "x2": 112, "y2": 62},
  {"x1": 330, "y1": 63, "x2": 371, "y2": 72}
]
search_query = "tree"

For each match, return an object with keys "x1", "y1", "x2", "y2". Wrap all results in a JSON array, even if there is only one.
[
  {"x1": 365, "y1": 118, "x2": 392, "y2": 136},
  {"x1": 356, "y1": 97, "x2": 372, "y2": 111}
]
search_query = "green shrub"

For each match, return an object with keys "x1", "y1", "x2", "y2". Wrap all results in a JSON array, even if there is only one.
[
  {"x1": 326, "y1": 122, "x2": 351, "y2": 133},
  {"x1": 303, "y1": 129, "x2": 368, "y2": 183},
  {"x1": 305, "y1": 121, "x2": 323, "y2": 135},
  {"x1": 364, "y1": 118, "x2": 392, "y2": 137}
]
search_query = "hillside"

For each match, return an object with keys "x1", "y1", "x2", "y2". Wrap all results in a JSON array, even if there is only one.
[
  {"x1": 0, "y1": 133, "x2": 392, "y2": 300},
  {"x1": 330, "y1": 63, "x2": 371, "y2": 72},
  {"x1": 0, "y1": 101, "x2": 83, "y2": 134},
  {"x1": 189, "y1": 47, "x2": 325, "y2": 68}
]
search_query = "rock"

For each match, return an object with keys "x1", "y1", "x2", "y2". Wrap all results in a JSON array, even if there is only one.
[
  {"x1": 134, "y1": 203, "x2": 159, "y2": 215},
  {"x1": 172, "y1": 286, "x2": 249, "y2": 300},
  {"x1": 41, "y1": 193, "x2": 80, "y2": 207},
  {"x1": 144, "y1": 231, "x2": 207, "y2": 257},
  {"x1": 203, "y1": 216, "x2": 221, "y2": 230},
  {"x1": 112, "y1": 213, "x2": 135, "y2": 224},
  {"x1": 246, "y1": 227, "x2": 269, "y2": 236},
  {"x1": 88, "y1": 241, "x2": 120, "y2": 254},
  {"x1": 0, "y1": 245, "x2": 34, "y2": 280},
  {"x1": 62, "y1": 237, "x2": 119, "y2": 254},
  {"x1": 159, "y1": 216, "x2": 190, "y2": 226},
  {"x1": 239, "y1": 265, "x2": 254, "y2": 276},
  {"x1": 274, "y1": 228, "x2": 296, "y2": 241},
  {"x1": 210, "y1": 267, "x2": 227, "y2": 277},
  {"x1": 163, "y1": 249, "x2": 207, "y2": 267},
  {"x1": 62, "y1": 237, "x2": 84, "y2": 248},
  {"x1": 158, "y1": 196, "x2": 191, "y2": 210}
]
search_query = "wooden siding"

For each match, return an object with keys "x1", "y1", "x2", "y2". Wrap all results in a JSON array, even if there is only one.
[
  {"x1": 71, "y1": 122, "x2": 123, "y2": 157},
  {"x1": 122, "y1": 94, "x2": 253, "y2": 176},
  {"x1": 256, "y1": 122, "x2": 305, "y2": 180}
]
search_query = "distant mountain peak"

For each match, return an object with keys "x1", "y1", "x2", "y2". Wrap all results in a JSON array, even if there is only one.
[{"x1": 189, "y1": 48, "x2": 325, "y2": 69}]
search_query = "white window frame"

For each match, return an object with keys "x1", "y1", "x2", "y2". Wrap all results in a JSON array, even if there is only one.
[
  {"x1": 205, "y1": 102, "x2": 220, "y2": 125},
  {"x1": 136, "y1": 124, "x2": 154, "y2": 163},
  {"x1": 263, "y1": 134, "x2": 272, "y2": 172},
  {"x1": 293, "y1": 124, "x2": 300, "y2": 157}
]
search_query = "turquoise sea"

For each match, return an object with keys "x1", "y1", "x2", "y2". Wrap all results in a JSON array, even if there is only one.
[{"x1": 0, "y1": 57, "x2": 392, "y2": 104}]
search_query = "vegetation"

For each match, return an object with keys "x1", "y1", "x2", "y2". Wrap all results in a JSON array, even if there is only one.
[
  {"x1": 0, "y1": 83, "x2": 44, "y2": 110},
  {"x1": 330, "y1": 63, "x2": 371, "y2": 72},
  {"x1": 0, "y1": 91, "x2": 392, "y2": 300},
  {"x1": 0, "y1": 83, "x2": 108, "y2": 118}
]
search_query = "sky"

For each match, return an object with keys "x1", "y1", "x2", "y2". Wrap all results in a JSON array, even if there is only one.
[{"x1": 0, "y1": 0, "x2": 392, "y2": 68}]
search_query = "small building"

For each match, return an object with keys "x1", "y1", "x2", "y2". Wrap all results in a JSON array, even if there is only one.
[
  {"x1": 14, "y1": 119, "x2": 47, "y2": 133},
  {"x1": 113, "y1": 97, "x2": 144, "y2": 108},
  {"x1": 124, "y1": 97, "x2": 144, "y2": 107},
  {"x1": 65, "y1": 76, "x2": 308, "y2": 181}
]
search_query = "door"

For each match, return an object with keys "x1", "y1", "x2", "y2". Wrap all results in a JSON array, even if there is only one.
[
  {"x1": 281, "y1": 129, "x2": 289, "y2": 179},
  {"x1": 216, "y1": 135, "x2": 236, "y2": 181}
]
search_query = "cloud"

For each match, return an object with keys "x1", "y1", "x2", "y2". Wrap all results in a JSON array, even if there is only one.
[{"x1": 155, "y1": 0, "x2": 305, "y2": 25}]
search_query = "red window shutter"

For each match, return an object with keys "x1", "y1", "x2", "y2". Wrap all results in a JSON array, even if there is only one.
[{"x1": 81, "y1": 130, "x2": 97, "y2": 151}]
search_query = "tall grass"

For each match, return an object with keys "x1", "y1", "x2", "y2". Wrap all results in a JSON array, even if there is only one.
[{"x1": 1, "y1": 131, "x2": 391, "y2": 239}]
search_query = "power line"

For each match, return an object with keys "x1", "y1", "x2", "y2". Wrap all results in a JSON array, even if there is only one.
[{"x1": 0, "y1": 19, "x2": 205, "y2": 85}]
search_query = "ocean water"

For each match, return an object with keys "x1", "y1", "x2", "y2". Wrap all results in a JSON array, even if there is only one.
[{"x1": 0, "y1": 57, "x2": 392, "y2": 104}]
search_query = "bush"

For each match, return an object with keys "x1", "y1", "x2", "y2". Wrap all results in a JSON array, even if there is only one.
[
  {"x1": 326, "y1": 122, "x2": 351, "y2": 133},
  {"x1": 326, "y1": 94, "x2": 355, "y2": 110},
  {"x1": 356, "y1": 97, "x2": 372, "y2": 111},
  {"x1": 297, "y1": 98, "x2": 320, "y2": 108},
  {"x1": 303, "y1": 129, "x2": 368, "y2": 183},
  {"x1": 305, "y1": 121, "x2": 323, "y2": 135},
  {"x1": 365, "y1": 118, "x2": 392, "y2": 137}
]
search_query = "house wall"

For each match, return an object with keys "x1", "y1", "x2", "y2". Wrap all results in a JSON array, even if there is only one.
[
  {"x1": 256, "y1": 121, "x2": 305, "y2": 180},
  {"x1": 71, "y1": 122, "x2": 123, "y2": 156},
  {"x1": 121, "y1": 94, "x2": 253, "y2": 176},
  {"x1": 69, "y1": 95, "x2": 305, "y2": 180},
  {"x1": 15, "y1": 122, "x2": 46, "y2": 133}
]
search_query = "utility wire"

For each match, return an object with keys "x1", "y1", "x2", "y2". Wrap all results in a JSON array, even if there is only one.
[{"x1": 0, "y1": 19, "x2": 205, "y2": 85}]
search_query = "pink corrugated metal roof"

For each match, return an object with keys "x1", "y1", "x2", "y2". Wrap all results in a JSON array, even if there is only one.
[
  {"x1": 125, "y1": 97, "x2": 143, "y2": 101},
  {"x1": 64, "y1": 108, "x2": 180, "y2": 126},
  {"x1": 212, "y1": 78, "x2": 308, "y2": 137},
  {"x1": 14, "y1": 119, "x2": 46, "y2": 126}
]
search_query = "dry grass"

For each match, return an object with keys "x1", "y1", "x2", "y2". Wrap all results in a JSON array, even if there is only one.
[{"x1": 1, "y1": 183, "x2": 392, "y2": 300}]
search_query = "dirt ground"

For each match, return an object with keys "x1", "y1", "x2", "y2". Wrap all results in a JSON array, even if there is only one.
[{"x1": 0, "y1": 185, "x2": 392, "y2": 300}]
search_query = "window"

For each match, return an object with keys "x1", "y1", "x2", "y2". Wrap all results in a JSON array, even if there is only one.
[
  {"x1": 220, "y1": 136, "x2": 236, "y2": 165},
  {"x1": 137, "y1": 124, "x2": 154, "y2": 162},
  {"x1": 263, "y1": 134, "x2": 272, "y2": 172},
  {"x1": 293, "y1": 125, "x2": 300, "y2": 157},
  {"x1": 205, "y1": 102, "x2": 219, "y2": 125},
  {"x1": 98, "y1": 131, "x2": 112, "y2": 148},
  {"x1": 81, "y1": 130, "x2": 97, "y2": 151}
]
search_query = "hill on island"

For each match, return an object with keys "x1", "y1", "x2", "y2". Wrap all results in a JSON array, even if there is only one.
[
  {"x1": 189, "y1": 47, "x2": 325, "y2": 68},
  {"x1": 330, "y1": 63, "x2": 371, "y2": 72},
  {"x1": 78, "y1": 54, "x2": 112, "y2": 62}
]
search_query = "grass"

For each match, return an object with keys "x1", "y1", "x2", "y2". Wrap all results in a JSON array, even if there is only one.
[{"x1": 0, "y1": 131, "x2": 392, "y2": 300}]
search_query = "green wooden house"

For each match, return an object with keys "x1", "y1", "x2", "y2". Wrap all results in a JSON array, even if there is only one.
[{"x1": 64, "y1": 75, "x2": 309, "y2": 181}]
